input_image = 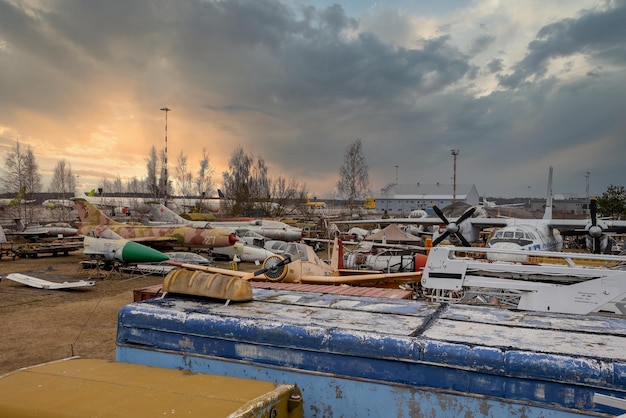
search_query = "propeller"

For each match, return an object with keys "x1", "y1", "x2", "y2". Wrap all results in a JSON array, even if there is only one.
[
  {"x1": 253, "y1": 252, "x2": 303, "y2": 282},
  {"x1": 431, "y1": 205, "x2": 477, "y2": 247},
  {"x1": 588, "y1": 198, "x2": 602, "y2": 254},
  {"x1": 561, "y1": 197, "x2": 626, "y2": 254}
]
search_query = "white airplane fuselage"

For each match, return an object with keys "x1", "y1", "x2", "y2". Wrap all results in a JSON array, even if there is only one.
[{"x1": 486, "y1": 221, "x2": 563, "y2": 261}]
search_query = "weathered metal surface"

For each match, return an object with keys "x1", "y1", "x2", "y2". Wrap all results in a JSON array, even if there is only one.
[
  {"x1": 133, "y1": 281, "x2": 413, "y2": 302},
  {"x1": 117, "y1": 289, "x2": 626, "y2": 417},
  {"x1": 163, "y1": 268, "x2": 253, "y2": 301},
  {"x1": 0, "y1": 357, "x2": 303, "y2": 417},
  {"x1": 5, "y1": 273, "x2": 95, "y2": 289}
]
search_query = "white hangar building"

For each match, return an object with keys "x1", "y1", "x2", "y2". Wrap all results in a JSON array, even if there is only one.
[{"x1": 375, "y1": 183, "x2": 480, "y2": 215}]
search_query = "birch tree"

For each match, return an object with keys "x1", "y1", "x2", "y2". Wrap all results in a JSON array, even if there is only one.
[{"x1": 336, "y1": 139, "x2": 370, "y2": 208}]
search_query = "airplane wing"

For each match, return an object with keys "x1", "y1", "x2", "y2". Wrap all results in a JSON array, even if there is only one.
[
  {"x1": 332, "y1": 217, "x2": 445, "y2": 226},
  {"x1": 4, "y1": 230, "x2": 49, "y2": 238},
  {"x1": 167, "y1": 261, "x2": 422, "y2": 286},
  {"x1": 546, "y1": 219, "x2": 626, "y2": 230},
  {"x1": 298, "y1": 271, "x2": 422, "y2": 286},
  {"x1": 129, "y1": 236, "x2": 179, "y2": 243},
  {"x1": 166, "y1": 261, "x2": 252, "y2": 279},
  {"x1": 6, "y1": 273, "x2": 95, "y2": 289}
]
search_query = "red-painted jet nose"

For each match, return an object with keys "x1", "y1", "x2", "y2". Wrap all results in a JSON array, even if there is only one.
[{"x1": 229, "y1": 233, "x2": 238, "y2": 246}]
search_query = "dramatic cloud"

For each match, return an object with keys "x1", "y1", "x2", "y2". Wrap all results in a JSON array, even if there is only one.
[{"x1": 0, "y1": 0, "x2": 625, "y2": 199}]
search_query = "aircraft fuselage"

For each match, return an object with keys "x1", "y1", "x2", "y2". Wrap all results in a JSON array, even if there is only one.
[{"x1": 486, "y1": 222, "x2": 563, "y2": 261}]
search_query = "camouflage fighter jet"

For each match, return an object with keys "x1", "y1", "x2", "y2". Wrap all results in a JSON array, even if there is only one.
[{"x1": 73, "y1": 198, "x2": 237, "y2": 249}]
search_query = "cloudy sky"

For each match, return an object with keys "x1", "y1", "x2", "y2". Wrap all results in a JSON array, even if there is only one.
[{"x1": 1, "y1": 0, "x2": 625, "y2": 200}]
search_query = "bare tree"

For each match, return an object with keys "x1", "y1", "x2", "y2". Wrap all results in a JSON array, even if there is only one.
[
  {"x1": 222, "y1": 147, "x2": 254, "y2": 216},
  {"x1": 49, "y1": 159, "x2": 77, "y2": 197},
  {"x1": 2, "y1": 139, "x2": 27, "y2": 195},
  {"x1": 266, "y1": 175, "x2": 307, "y2": 217},
  {"x1": 145, "y1": 145, "x2": 160, "y2": 198},
  {"x1": 125, "y1": 177, "x2": 144, "y2": 195},
  {"x1": 337, "y1": 139, "x2": 370, "y2": 208},
  {"x1": 23, "y1": 147, "x2": 43, "y2": 199},
  {"x1": 249, "y1": 157, "x2": 270, "y2": 203},
  {"x1": 175, "y1": 150, "x2": 193, "y2": 198},
  {"x1": 2, "y1": 140, "x2": 42, "y2": 222},
  {"x1": 112, "y1": 175, "x2": 124, "y2": 194},
  {"x1": 222, "y1": 147, "x2": 308, "y2": 217},
  {"x1": 195, "y1": 148, "x2": 215, "y2": 212}
]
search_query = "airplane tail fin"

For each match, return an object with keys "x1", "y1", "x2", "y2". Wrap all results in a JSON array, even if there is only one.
[
  {"x1": 542, "y1": 166, "x2": 553, "y2": 220},
  {"x1": 146, "y1": 202, "x2": 188, "y2": 224},
  {"x1": 217, "y1": 189, "x2": 225, "y2": 199},
  {"x1": 13, "y1": 219, "x2": 26, "y2": 232},
  {"x1": 330, "y1": 237, "x2": 343, "y2": 271},
  {"x1": 73, "y1": 198, "x2": 119, "y2": 226}
]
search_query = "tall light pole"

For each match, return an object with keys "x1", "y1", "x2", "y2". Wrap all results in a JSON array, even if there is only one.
[
  {"x1": 585, "y1": 171, "x2": 590, "y2": 199},
  {"x1": 450, "y1": 149, "x2": 459, "y2": 203},
  {"x1": 394, "y1": 165, "x2": 399, "y2": 184},
  {"x1": 160, "y1": 107, "x2": 171, "y2": 201}
]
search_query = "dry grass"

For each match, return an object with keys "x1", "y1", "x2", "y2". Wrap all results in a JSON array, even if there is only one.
[{"x1": 0, "y1": 251, "x2": 168, "y2": 375}]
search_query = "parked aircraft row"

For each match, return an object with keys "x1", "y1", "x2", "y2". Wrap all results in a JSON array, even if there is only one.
[
  {"x1": 144, "y1": 201, "x2": 304, "y2": 241},
  {"x1": 4, "y1": 219, "x2": 78, "y2": 239},
  {"x1": 73, "y1": 198, "x2": 236, "y2": 250},
  {"x1": 334, "y1": 167, "x2": 626, "y2": 258}
]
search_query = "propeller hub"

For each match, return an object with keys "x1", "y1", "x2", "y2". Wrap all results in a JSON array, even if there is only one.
[
  {"x1": 446, "y1": 223, "x2": 459, "y2": 234},
  {"x1": 588, "y1": 225, "x2": 603, "y2": 238}
]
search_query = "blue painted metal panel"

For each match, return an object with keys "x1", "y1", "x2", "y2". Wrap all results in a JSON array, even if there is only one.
[
  {"x1": 116, "y1": 290, "x2": 626, "y2": 417},
  {"x1": 117, "y1": 348, "x2": 616, "y2": 418}
]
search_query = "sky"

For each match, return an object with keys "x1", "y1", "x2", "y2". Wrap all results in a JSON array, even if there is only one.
[{"x1": 1, "y1": 0, "x2": 625, "y2": 200}]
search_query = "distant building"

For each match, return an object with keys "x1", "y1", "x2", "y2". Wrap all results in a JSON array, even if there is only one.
[
  {"x1": 376, "y1": 183, "x2": 480, "y2": 215},
  {"x1": 530, "y1": 197, "x2": 590, "y2": 216}
]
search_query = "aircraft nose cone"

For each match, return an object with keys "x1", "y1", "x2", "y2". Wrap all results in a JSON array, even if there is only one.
[
  {"x1": 487, "y1": 242, "x2": 527, "y2": 262},
  {"x1": 121, "y1": 241, "x2": 169, "y2": 263},
  {"x1": 228, "y1": 233, "x2": 238, "y2": 246}
]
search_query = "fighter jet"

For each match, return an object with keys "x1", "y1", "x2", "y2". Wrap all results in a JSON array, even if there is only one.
[{"x1": 73, "y1": 198, "x2": 237, "y2": 250}]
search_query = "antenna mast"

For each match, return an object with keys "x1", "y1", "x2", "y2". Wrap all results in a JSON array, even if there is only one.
[
  {"x1": 451, "y1": 149, "x2": 459, "y2": 203},
  {"x1": 160, "y1": 107, "x2": 171, "y2": 202}
]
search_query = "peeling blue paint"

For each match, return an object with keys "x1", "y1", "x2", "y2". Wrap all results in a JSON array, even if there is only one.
[{"x1": 117, "y1": 289, "x2": 626, "y2": 417}]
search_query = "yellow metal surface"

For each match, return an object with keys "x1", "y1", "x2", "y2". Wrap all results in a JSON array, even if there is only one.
[
  {"x1": 163, "y1": 269, "x2": 253, "y2": 301},
  {"x1": 0, "y1": 358, "x2": 302, "y2": 417}
]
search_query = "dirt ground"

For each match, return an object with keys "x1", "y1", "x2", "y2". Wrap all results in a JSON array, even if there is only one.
[{"x1": 0, "y1": 250, "x2": 236, "y2": 376}]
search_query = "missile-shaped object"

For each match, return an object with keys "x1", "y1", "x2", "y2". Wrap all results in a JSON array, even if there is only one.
[{"x1": 83, "y1": 236, "x2": 169, "y2": 263}]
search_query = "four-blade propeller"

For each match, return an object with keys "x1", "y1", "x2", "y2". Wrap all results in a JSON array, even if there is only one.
[
  {"x1": 431, "y1": 205, "x2": 476, "y2": 247},
  {"x1": 560, "y1": 197, "x2": 626, "y2": 254}
]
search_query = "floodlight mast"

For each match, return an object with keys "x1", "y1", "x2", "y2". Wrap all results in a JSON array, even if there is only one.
[
  {"x1": 451, "y1": 149, "x2": 459, "y2": 203},
  {"x1": 160, "y1": 107, "x2": 171, "y2": 202}
]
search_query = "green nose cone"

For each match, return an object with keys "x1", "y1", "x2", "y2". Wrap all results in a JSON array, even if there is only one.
[{"x1": 120, "y1": 241, "x2": 169, "y2": 263}]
